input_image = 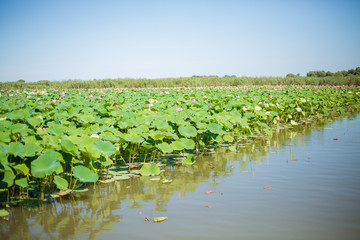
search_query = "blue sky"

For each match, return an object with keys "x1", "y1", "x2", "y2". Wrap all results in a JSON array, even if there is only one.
[{"x1": 0, "y1": 0, "x2": 359, "y2": 82}]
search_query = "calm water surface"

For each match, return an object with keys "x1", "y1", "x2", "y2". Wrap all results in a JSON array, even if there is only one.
[{"x1": 1, "y1": 114, "x2": 360, "y2": 240}]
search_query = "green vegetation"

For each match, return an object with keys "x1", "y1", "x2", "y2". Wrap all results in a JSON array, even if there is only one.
[
  {"x1": 1, "y1": 70, "x2": 360, "y2": 90},
  {"x1": 0, "y1": 85, "x2": 359, "y2": 205}
]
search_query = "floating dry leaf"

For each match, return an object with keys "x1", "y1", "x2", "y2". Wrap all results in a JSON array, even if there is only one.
[
  {"x1": 205, "y1": 190, "x2": 214, "y2": 194},
  {"x1": 204, "y1": 205, "x2": 212, "y2": 208},
  {"x1": 263, "y1": 186, "x2": 272, "y2": 189},
  {"x1": 291, "y1": 158, "x2": 297, "y2": 161},
  {"x1": 153, "y1": 217, "x2": 168, "y2": 223},
  {"x1": 333, "y1": 138, "x2": 338, "y2": 140}
]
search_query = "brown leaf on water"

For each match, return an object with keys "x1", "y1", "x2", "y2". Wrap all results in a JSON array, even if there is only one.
[
  {"x1": 204, "y1": 205, "x2": 212, "y2": 208},
  {"x1": 144, "y1": 217, "x2": 150, "y2": 222},
  {"x1": 263, "y1": 186, "x2": 272, "y2": 189},
  {"x1": 153, "y1": 217, "x2": 168, "y2": 223},
  {"x1": 57, "y1": 191, "x2": 70, "y2": 196},
  {"x1": 205, "y1": 190, "x2": 214, "y2": 194},
  {"x1": 291, "y1": 158, "x2": 297, "y2": 161},
  {"x1": 333, "y1": 138, "x2": 338, "y2": 140}
]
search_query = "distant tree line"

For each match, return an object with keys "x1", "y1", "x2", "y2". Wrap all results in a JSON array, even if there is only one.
[{"x1": 287, "y1": 67, "x2": 360, "y2": 78}]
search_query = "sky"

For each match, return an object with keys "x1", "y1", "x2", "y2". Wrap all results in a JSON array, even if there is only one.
[{"x1": 0, "y1": 0, "x2": 359, "y2": 82}]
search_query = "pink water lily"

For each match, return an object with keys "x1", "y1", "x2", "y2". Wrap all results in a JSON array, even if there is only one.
[
  {"x1": 269, "y1": 94, "x2": 273, "y2": 98},
  {"x1": 176, "y1": 107, "x2": 183, "y2": 112},
  {"x1": 52, "y1": 99, "x2": 57, "y2": 103},
  {"x1": 114, "y1": 104, "x2": 119, "y2": 108}
]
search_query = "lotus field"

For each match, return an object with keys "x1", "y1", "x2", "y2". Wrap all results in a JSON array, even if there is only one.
[{"x1": 0, "y1": 85, "x2": 359, "y2": 202}]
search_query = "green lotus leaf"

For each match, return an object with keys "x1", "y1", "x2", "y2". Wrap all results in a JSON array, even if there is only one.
[
  {"x1": 150, "y1": 131, "x2": 166, "y2": 140},
  {"x1": 73, "y1": 166, "x2": 99, "y2": 183},
  {"x1": 178, "y1": 126, "x2": 197, "y2": 138},
  {"x1": 31, "y1": 150, "x2": 64, "y2": 178},
  {"x1": 112, "y1": 175, "x2": 131, "y2": 180},
  {"x1": 23, "y1": 142, "x2": 43, "y2": 157},
  {"x1": 15, "y1": 177, "x2": 28, "y2": 188},
  {"x1": 27, "y1": 116, "x2": 42, "y2": 128},
  {"x1": 0, "y1": 209, "x2": 9, "y2": 217},
  {"x1": 0, "y1": 132, "x2": 10, "y2": 143},
  {"x1": 0, "y1": 162, "x2": 15, "y2": 188},
  {"x1": 139, "y1": 163, "x2": 161, "y2": 176},
  {"x1": 13, "y1": 163, "x2": 29, "y2": 176},
  {"x1": 180, "y1": 138, "x2": 195, "y2": 150},
  {"x1": 84, "y1": 144, "x2": 101, "y2": 160},
  {"x1": 79, "y1": 114, "x2": 96, "y2": 123},
  {"x1": 223, "y1": 134, "x2": 234, "y2": 142},
  {"x1": 61, "y1": 137, "x2": 79, "y2": 155},
  {"x1": 93, "y1": 140, "x2": 116, "y2": 156},
  {"x1": 8, "y1": 142, "x2": 25, "y2": 158},
  {"x1": 170, "y1": 140, "x2": 185, "y2": 151},
  {"x1": 156, "y1": 142, "x2": 173, "y2": 153},
  {"x1": 10, "y1": 123, "x2": 29, "y2": 134},
  {"x1": 206, "y1": 123, "x2": 223, "y2": 134},
  {"x1": 123, "y1": 134, "x2": 144, "y2": 144},
  {"x1": 54, "y1": 176, "x2": 68, "y2": 190}
]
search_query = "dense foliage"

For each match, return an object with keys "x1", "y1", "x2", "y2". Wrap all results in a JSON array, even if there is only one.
[
  {"x1": 0, "y1": 85, "x2": 359, "y2": 203},
  {"x1": 1, "y1": 75, "x2": 360, "y2": 90}
]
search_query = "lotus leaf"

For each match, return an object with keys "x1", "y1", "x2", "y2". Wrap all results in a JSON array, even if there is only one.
[
  {"x1": 23, "y1": 142, "x2": 43, "y2": 157},
  {"x1": 54, "y1": 176, "x2": 68, "y2": 190},
  {"x1": 73, "y1": 166, "x2": 99, "y2": 182},
  {"x1": 206, "y1": 123, "x2": 223, "y2": 134},
  {"x1": 8, "y1": 142, "x2": 25, "y2": 158},
  {"x1": 178, "y1": 126, "x2": 197, "y2": 138},
  {"x1": 180, "y1": 138, "x2": 195, "y2": 150},
  {"x1": 156, "y1": 142, "x2": 173, "y2": 153},
  {"x1": 15, "y1": 178, "x2": 28, "y2": 188},
  {"x1": 93, "y1": 140, "x2": 116, "y2": 156},
  {"x1": 139, "y1": 163, "x2": 161, "y2": 176},
  {"x1": 31, "y1": 150, "x2": 63, "y2": 178},
  {"x1": 0, "y1": 162, "x2": 15, "y2": 188}
]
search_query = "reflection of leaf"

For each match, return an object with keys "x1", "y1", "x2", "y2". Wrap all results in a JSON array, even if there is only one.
[{"x1": 183, "y1": 154, "x2": 196, "y2": 165}]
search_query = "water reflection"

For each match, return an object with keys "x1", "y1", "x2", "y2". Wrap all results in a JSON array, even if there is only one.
[{"x1": 0, "y1": 114, "x2": 356, "y2": 240}]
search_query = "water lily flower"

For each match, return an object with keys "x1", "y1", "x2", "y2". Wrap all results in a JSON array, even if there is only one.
[
  {"x1": 242, "y1": 106, "x2": 247, "y2": 111},
  {"x1": 114, "y1": 104, "x2": 119, "y2": 108},
  {"x1": 147, "y1": 103, "x2": 153, "y2": 108},
  {"x1": 296, "y1": 107, "x2": 302, "y2": 112},
  {"x1": 60, "y1": 94, "x2": 65, "y2": 98},
  {"x1": 186, "y1": 102, "x2": 189, "y2": 105},
  {"x1": 254, "y1": 106, "x2": 262, "y2": 111},
  {"x1": 269, "y1": 94, "x2": 273, "y2": 98},
  {"x1": 176, "y1": 107, "x2": 183, "y2": 112},
  {"x1": 191, "y1": 99, "x2": 196, "y2": 102},
  {"x1": 52, "y1": 99, "x2": 57, "y2": 103},
  {"x1": 208, "y1": 105, "x2": 211, "y2": 108},
  {"x1": 87, "y1": 94, "x2": 93, "y2": 98}
]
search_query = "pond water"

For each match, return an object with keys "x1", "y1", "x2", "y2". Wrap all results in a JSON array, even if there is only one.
[{"x1": 1, "y1": 114, "x2": 360, "y2": 240}]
